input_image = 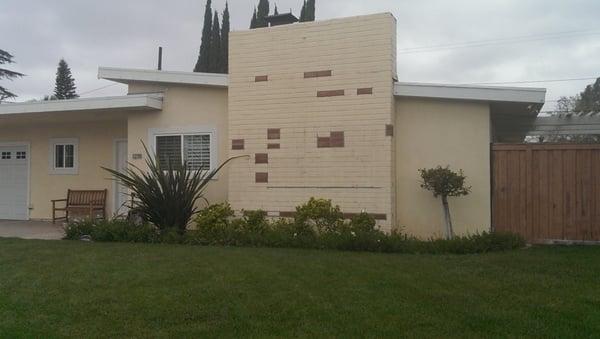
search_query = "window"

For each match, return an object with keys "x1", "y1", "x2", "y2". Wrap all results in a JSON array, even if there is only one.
[
  {"x1": 1, "y1": 152, "x2": 11, "y2": 159},
  {"x1": 156, "y1": 134, "x2": 211, "y2": 171},
  {"x1": 49, "y1": 138, "x2": 78, "y2": 175},
  {"x1": 16, "y1": 151, "x2": 26, "y2": 159}
]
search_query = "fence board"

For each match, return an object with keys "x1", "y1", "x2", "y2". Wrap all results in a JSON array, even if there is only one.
[{"x1": 492, "y1": 144, "x2": 600, "y2": 242}]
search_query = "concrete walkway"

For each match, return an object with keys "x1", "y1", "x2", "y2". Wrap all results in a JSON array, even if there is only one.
[{"x1": 0, "y1": 220, "x2": 64, "y2": 240}]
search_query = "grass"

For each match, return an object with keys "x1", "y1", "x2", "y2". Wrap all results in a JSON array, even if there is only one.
[{"x1": 0, "y1": 239, "x2": 599, "y2": 338}]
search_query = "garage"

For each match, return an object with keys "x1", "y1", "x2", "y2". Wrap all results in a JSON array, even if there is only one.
[{"x1": 0, "y1": 144, "x2": 29, "y2": 220}]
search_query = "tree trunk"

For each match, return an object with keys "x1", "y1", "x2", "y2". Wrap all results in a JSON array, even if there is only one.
[{"x1": 441, "y1": 195, "x2": 453, "y2": 239}]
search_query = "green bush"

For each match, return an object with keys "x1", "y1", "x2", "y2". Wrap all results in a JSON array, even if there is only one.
[
  {"x1": 64, "y1": 219, "x2": 160, "y2": 243},
  {"x1": 65, "y1": 199, "x2": 525, "y2": 255}
]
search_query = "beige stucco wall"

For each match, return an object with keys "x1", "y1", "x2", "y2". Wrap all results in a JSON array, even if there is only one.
[
  {"x1": 228, "y1": 13, "x2": 397, "y2": 230},
  {"x1": 0, "y1": 120, "x2": 127, "y2": 219},
  {"x1": 126, "y1": 84, "x2": 230, "y2": 205},
  {"x1": 395, "y1": 97, "x2": 491, "y2": 238}
]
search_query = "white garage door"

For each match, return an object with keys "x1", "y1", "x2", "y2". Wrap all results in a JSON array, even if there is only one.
[{"x1": 0, "y1": 145, "x2": 29, "y2": 220}]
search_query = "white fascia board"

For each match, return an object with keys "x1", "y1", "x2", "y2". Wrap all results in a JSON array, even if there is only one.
[
  {"x1": 394, "y1": 82, "x2": 546, "y2": 104},
  {"x1": 0, "y1": 94, "x2": 163, "y2": 116},
  {"x1": 98, "y1": 67, "x2": 229, "y2": 88}
]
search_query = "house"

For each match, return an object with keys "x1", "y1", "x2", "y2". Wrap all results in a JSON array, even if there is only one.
[{"x1": 0, "y1": 13, "x2": 546, "y2": 238}]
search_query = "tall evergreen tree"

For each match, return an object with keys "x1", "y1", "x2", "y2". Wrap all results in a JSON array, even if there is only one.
[
  {"x1": 274, "y1": 4, "x2": 279, "y2": 15},
  {"x1": 306, "y1": 0, "x2": 315, "y2": 21},
  {"x1": 256, "y1": 0, "x2": 270, "y2": 28},
  {"x1": 299, "y1": 1, "x2": 307, "y2": 22},
  {"x1": 208, "y1": 11, "x2": 221, "y2": 73},
  {"x1": 220, "y1": 2, "x2": 230, "y2": 74},
  {"x1": 54, "y1": 59, "x2": 78, "y2": 100},
  {"x1": 250, "y1": 7, "x2": 258, "y2": 29},
  {"x1": 0, "y1": 49, "x2": 24, "y2": 102},
  {"x1": 194, "y1": 0, "x2": 213, "y2": 72}
]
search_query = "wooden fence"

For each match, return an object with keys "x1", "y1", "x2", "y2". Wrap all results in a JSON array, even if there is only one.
[{"x1": 492, "y1": 144, "x2": 600, "y2": 242}]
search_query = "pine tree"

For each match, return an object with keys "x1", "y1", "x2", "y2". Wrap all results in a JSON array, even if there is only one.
[
  {"x1": 208, "y1": 11, "x2": 221, "y2": 73},
  {"x1": 250, "y1": 7, "x2": 258, "y2": 29},
  {"x1": 220, "y1": 2, "x2": 230, "y2": 74},
  {"x1": 194, "y1": 0, "x2": 213, "y2": 72},
  {"x1": 306, "y1": 0, "x2": 315, "y2": 21},
  {"x1": 54, "y1": 59, "x2": 78, "y2": 100},
  {"x1": 0, "y1": 49, "x2": 24, "y2": 102},
  {"x1": 274, "y1": 4, "x2": 279, "y2": 15},
  {"x1": 256, "y1": 0, "x2": 270, "y2": 28},
  {"x1": 299, "y1": 1, "x2": 307, "y2": 22}
]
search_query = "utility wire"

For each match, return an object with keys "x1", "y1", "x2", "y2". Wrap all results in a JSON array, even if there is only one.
[
  {"x1": 398, "y1": 29, "x2": 600, "y2": 54},
  {"x1": 79, "y1": 83, "x2": 119, "y2": 96},
  {"x1": 462, "y1": 76, "x2": 598, "y2": 86}
]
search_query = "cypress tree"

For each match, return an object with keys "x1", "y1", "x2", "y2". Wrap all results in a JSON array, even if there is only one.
[
  {"x1": 194, "y1": 0, "x2": 213, "y2": 72},
  {"x1": 250, "y1": 7, "x2": 258, "y2": 29},
  {"x1": 54, "y1": 59, "x2": 78, "y2": 100},
  {"x1": 0, "y1": 49, "x2": 24, "y2": 102},
  {"x1": 256, "y1": 0, "x2": 269, "y2": 28},
  {"x1": 220, "y1": 2, "x2": 230, "y2": 74},
  {"x1": 306, "y1": 0, "x2": 315, "y2": 21},
  {"x1": 299, "y1": 1, "x2": 307, "y2": 22},
  {"x1": 208, "y1": 11, "x2": 221, "y2": 73},
  {"x1": 274, "y1": 4, "x2": 279, "y2": 15}
]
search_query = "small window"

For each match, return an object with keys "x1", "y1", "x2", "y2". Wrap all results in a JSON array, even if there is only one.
[
  {"x1": 16, "y1": 151, "x2": 26, "y2": 159},
  {"x1": 55, "y1": 144, "x2": 75, "y2": 169},
  {"x1": 156, "y1": 134, "x2": 211, "y2": 171},
  {"x1": 49, "y1": 138, "x2": 78, "y2": 175},
  {"x1": 1, "y1": 152, "x2": 11, "y2": 159}
]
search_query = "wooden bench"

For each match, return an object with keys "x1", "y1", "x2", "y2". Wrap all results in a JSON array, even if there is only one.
[{"x1": 52, "y1": 189, "x2": 107, "y2": 224}]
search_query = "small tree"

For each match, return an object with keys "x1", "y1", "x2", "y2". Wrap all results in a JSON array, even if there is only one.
[
  {"x1": 419, "y1": 166, "x2": 471, "y2": 239},
  {"x1": 54, "y1": 59, "x2": 78, "y2": 99}
]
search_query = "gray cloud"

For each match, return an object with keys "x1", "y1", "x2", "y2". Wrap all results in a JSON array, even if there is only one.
[{"x1": 1, "y1": 0, "x2": 599, "y2": 109}]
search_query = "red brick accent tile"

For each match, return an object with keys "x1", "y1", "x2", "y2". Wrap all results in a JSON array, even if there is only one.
[
  {"x1": 386, "y1": 124, "x2": 394, "y2": 137},
  {"x1": 357, "y1": 87, "x2": 373, "y2": 95},
  {"x1": 255, "y1": 172, "x2": 268, "y2": 183},
  {"x1": 267, "y1": 128, "x2": 280, "y2": 140},
  {"x1": 304, "y1": 70, "x2": 332, "y2": 78},
  {"x1": 267, "y1": 143, "x2": 280, "y2": 149},
  {"x1": 317, "y1": 137, "x2": 330, "y2": 148},
  {"x1": 343, "y1": 213, "x2": 387, "y2": 221},
  {"x1": 255, "y1": 75, "x2": 268, "y2": 82},
  {"x1": 231, "y1": 139, "x2": 245, "y2": 150},
  {"x1": 330, "y1": 131, "x2": 345, "y2": 147},
  {"x1": 317, "y1": 90, "x2": 344, "y2": 97},
  {"x1": 255, "y1": 153, "x2": 268, "y2": 164},
  {"x1": 279, "y1": 211, "x2": 296, "y2": 218}
]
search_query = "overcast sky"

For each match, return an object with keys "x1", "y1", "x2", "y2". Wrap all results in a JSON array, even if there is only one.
[{"x1": 2, "y1": 0, "x2": 599, "y2": 110}]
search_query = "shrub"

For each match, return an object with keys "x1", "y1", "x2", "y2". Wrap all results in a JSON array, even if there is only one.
[
  {"x1": 64, "y1": 219, "x2": 159, "y2": 243},
  {"x1": 102, "y1": 142, "x2": 243, "y2": 233},
  {"x1": 294, "y1": 198, "x2": 344, "y2": 233}
]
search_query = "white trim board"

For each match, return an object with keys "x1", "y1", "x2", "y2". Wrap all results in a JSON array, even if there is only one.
[
  {"x1": 98, "y1": 67, "x2": 229, "y2": 88},
  {"x1": 394, "y1": 82, "x2": 546, "y2": 104},
  {"x1": 0, "y1": 94, "x2": 163, "y2": 116}
]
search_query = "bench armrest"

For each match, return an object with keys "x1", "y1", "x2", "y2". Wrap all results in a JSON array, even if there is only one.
[{"x1": 51, "y1": 199, "x2": 68, "y2": 203}]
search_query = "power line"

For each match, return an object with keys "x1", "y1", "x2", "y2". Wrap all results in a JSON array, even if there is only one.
[
  {"x1": 79, "y1": 83, "x2": 119, "y2": 96},
  {"x1": 398, "y1": 29, "x2": 600, "y2": 54},
  {"x1": 463, "y1": 76, "x2": 598, "y2": 85}
]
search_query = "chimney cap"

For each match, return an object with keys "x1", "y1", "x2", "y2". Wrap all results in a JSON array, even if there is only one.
[{"x1": 264, "y1": 13, "x2": 299, "y2": 27}]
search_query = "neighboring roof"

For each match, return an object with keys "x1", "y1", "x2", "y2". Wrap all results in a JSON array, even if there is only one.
[
  {"x1": 98, "y1": 67, "x2": 228, "y2": 87},
  {"x1": 394, "y1": 82, "x2": 546, "y2": 104},
  {"x1": 0, "y1": 93, "x2": 163, "y2": 116}
]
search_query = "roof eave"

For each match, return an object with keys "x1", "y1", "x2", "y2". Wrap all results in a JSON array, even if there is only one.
[
  {"x1": 98, "y1": 67, "x2": 229, "y2": 88},
  {"x1": 0, "y1": 94, "x2": 163, "y2": 116},
  {"x1": 394, "y1": 82, "x2": 546, "y2": 105}
]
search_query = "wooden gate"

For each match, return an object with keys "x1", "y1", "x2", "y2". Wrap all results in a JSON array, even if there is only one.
[{"x1": 492, "y1": 144, "x2": 600, "y2": 242}]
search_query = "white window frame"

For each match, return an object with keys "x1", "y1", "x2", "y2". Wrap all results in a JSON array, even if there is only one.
[
  {"x1": 148, "y1": 126, "x2": 218, "y2": 174},
  {"x1": 49, "y1": 138, "x2": 79, "y2": 175}
]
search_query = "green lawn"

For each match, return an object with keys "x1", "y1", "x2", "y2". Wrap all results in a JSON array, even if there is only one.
[{"x1": 1, "y1": 239, "x2": 599, "y2": 338}]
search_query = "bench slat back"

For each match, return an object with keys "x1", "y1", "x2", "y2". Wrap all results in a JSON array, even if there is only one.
[{"x1": 67, "y1": 190, "x2": 107, "y2": 206}]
